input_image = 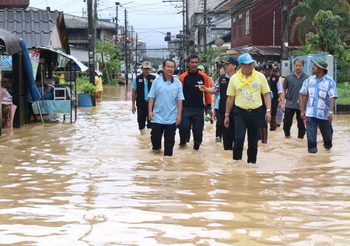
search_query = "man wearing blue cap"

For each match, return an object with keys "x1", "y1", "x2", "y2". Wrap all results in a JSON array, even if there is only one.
[
  {"x1": 224, "y1": 53, "x2": 271, "y2": 164},
  {"x1": 197, "y1": 56, "x2": 238, "y2": 150},
  {"x1": 299, "y1": 58, "x2": 338, "y2": 154}
]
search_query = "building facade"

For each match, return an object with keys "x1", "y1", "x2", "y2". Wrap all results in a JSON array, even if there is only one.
[{"x1": 214, "y1": 0, "x2": 302, "y2": 58}]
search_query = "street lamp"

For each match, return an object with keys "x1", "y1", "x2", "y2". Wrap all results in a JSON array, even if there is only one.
[{"x1": 115, "y1": 2, "x2": 120, "y2": 39}]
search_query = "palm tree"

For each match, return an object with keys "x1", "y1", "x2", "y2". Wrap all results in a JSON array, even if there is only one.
[{"x1": 290, "y1": 0, "x2": 350, "y2": 43}]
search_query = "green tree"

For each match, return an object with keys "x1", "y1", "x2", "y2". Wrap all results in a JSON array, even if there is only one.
[
  {"x1": 96, "y1": 41, "x2": 122, "y2": 85},
  {"x1": 292, "y1": 10, "x2": 350, "y2": 66},
  {"x1": 198, "y1": 47, "x2": 226, "y2": 79},
  {"x1": 290, "y1": 0, "x2": 350, "y2": 43},
  {"x1": 309, "y1": 10, "x2": 350, "y2": 65}
]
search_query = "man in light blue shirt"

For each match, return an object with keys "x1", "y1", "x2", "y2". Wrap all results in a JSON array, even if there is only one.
[
  {"x1": 148, "y1": 59, "x2": 184, "y2": 156},
  {"x1": 300, "y1": 58, "x2": 338, "y2": 153}
]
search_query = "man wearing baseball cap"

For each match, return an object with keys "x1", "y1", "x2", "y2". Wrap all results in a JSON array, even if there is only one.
[
  {"x1": 197, "y1": 56, "x2": 238, "y2": 150},
  {"x1": 132, "y1": 60, "x2": 156, "y2": 135},
  {"x1": 224, "y1": 53, "x2": 271, "y2": 164},
  {"x1": 299, "y1": 58, "x2": 338, "y2": 153}
]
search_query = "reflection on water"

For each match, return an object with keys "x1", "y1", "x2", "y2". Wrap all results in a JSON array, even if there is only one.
[{"x1": 1, "y1": 85, "x2": 350, "y2": 245}]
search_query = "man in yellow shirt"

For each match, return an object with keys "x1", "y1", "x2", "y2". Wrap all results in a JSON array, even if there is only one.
[{"x1": 224, "y1": 53, "x2": 271, "y2": 164}]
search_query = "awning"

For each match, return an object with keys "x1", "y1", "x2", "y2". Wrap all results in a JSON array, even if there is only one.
[
  {"x1": 38, "y1": 46, "x2": 88, "y2": 72},
  {"x1": 0, "y1": 28, "x2": 21, "y2": 55},
  {"x1": 232, "y1": 45, "x2": 281, "y2": 56}
]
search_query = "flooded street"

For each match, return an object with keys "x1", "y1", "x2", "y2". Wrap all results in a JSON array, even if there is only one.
[{"x1": 1, "y1": 85, "x2": 350, "y2": 245}]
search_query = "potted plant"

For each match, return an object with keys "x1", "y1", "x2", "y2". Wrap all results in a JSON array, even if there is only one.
[{"x1": 77, "y1": 76, "x2": 96, "y2": 107}]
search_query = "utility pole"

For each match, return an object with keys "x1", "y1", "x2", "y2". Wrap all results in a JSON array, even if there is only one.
[
  {"x1": 130, "y1": 25, "x2": 134, "y2": 82},
  {"x1": 94, "y1": 0, "x2": 98, "y2": 51},
  {"x1": 115, "y1": 2, "x2": 120, "y2": 39},
  {"x1": 203, "y1": 0, "x2": 207, "y2": 52},
  {"x1": 87, "y1": 0, "x2": 95, "y2": 85},
  {"x1": 181, "y1": 0, "x2": 186, "y2": 70},
  {"x1": 281, "y1": 0, "x2": 289, "y2": 60},
  {"x1": 124, "y1": 9, "x2": 129, "y2": 85},
  {"x1": 135, "y1": 33, "x2": 138, "y2": 77},
  {"x1": 185, "y1": 0, "x2": 189, "y2": 58}
]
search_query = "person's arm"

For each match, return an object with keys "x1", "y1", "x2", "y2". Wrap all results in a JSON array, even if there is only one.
[
  {"x1": 299, "y1": 80, "x2": 308, "y2": 120},
  {"x1": 328, "y1": 97, "x2": 335, "y2": 122},
  {"x1": 198, "y1": 76, "x2": 219, "y2": 94},
  {"x1": 224, "y1": 96, "x2": 234, "y2": 128},
  {"x1": 277, "y1": 78, "x2": 285, "y2": 110},
  {"x1": 148, "y1": 98, "x2": 154, "y2": 121},
  {"x1": 131, "y1": 78, "x2": 137, "y2": 113},
  {"x1": 299, "y1": 94, "x2": 308, "y2": 120},
  {"x1": 176, "y1": 100, "x2": 182, "y2": 126},
  {"x1": 132, "y1": 90, "x2": 137, "y2": 114},
  {"x1": 212, "y1": 94, "x2": 217, "y2": 120},
  {"x1": 263, "y1": 93, "x2": 272, "y2": 124},
  {"x1": 197, "y1": 85, "x2": 216, "y2": 94},
  {"x1": 202, "y1": 73, "x2": 212, "y2": 105}
]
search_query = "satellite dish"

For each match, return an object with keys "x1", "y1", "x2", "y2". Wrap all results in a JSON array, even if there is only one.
[{"x1": 215, "y1": 38, "x2": 224, "y2": 47}]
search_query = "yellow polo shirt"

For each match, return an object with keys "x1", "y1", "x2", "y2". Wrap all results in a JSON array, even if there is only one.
[{"x1": 227, "y1": 69, "x2": 270, "y2": 109}]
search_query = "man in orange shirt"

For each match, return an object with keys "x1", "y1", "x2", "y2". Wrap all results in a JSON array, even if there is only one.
[{"x1": 178, "y1": 55, "x2": 212, "y2": 150}]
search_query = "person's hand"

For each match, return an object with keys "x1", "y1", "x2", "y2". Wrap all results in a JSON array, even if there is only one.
[
  {"x1": 132, "y1": 105, "x2": 136, "y2": 114},
  {"x1": 212, "y1": 109, "x2": 216, "y2": 121},
  {"x1": 279, "y1": 102, "x2": 285, "y2": 113},
  {"x1": 300, "y1": 111, "x2": 305, "y2": 120},
  {"x1": 328, "y1": 111, "x2": 333, "y2": 122},
  {"x1": 265, "y1": 111, "x2": 271, "y2": 124},
  {"x1": 195, "y1": 84, "x2": 207, "y2": 92},
  {"x1": 176, "y1": 115, "x2": 181, "y2": 126},
  {"x1": 148, "y1": 111, "x2": 154, "y2": 121},
  {"x1": 224, "y1": 115, "x2": 229, "y2": 128}
]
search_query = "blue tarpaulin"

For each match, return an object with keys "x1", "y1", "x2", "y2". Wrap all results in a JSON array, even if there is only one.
[{"x1": 19, "y1": 39, "x2": 41, "y2": 102}]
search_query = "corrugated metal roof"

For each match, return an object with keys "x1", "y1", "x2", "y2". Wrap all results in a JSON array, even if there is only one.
[
  {"x1": 0, "y1": 8, "x2": 60, "y2": 48},
  {"x1": 64, "y1": 14, "x2": 115, "y2": 30}
]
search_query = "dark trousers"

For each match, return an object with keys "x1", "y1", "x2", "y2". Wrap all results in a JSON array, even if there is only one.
[
  {"x1": 151, "y1": 123, "x2": 177, "y2": 156},
  {"x1": 306, "y1": 117, "x2": 333, "y2": 153},
  {"x1": 271, "y1": 98, "x2": 278, "y2": 117},
  {"x1": 270, "y1": 98, "x2": 278, "y2": 130},
  {"x1": 233, "y1": 107, "x2": 261, "y2": 163},
  {"x1": 137, "y1": 103, "x2": 151, "y2": 130},
  {"x1": 222, "y1": 111, "x2": 235, "y2": 150},
  {"x1": 179, "y1": 107, "x2": 204, "y2": 146},
  {"x1": 215, "y1": 109, "x2": 223, "y2": 139},
  {"x1": 283, "y1": 107, "x2": 305, "y2": 138}
]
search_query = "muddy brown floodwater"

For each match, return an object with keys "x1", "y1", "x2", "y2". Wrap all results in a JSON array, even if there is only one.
[{"x1": 0, "y1": 85, "x2": 350, "y2": 245}]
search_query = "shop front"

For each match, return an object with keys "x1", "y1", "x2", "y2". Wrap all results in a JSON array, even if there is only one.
[{"x1": 0, "y1": 28, "x2": 22, "y2": 136}]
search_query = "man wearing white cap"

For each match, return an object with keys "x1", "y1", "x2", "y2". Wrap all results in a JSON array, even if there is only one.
[
  {"x1": 132, "y1": 61, "x2": 156, "y2": 135},
  {"x1": 299, "y1": 58, "x2": 338, "y2": 154},
  {"x1": 224, "y1": 53, "x2": 271, "y2": 164}
]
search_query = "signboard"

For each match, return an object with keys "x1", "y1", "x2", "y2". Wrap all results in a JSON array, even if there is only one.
[{"x1": 30, "y1": 50, "x2": 40, "y2": 78}]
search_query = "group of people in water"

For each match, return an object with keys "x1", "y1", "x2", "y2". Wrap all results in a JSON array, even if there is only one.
[{"x1": 131, "y1": 53, "x2": 337, "y2": 163}]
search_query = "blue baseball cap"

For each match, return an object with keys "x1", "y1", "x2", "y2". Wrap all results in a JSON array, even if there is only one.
[{"x1": 238, "y1": 53, "x2": 256, "y2": 65}]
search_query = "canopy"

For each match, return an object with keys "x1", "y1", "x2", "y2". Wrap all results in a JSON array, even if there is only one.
[
  {"x1": 0, "y1": 28, "x2": 21, "y2": 55},
  {"x1": 38, "y1": 46, "x2": 88, "y2": 72}
]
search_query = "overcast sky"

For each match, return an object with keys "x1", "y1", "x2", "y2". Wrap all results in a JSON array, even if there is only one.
[{"x1": 29, "y1": 0, "x2": 183, "y2": 48}]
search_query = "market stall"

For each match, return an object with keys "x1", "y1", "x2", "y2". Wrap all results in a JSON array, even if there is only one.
[
  {"x1": 0, "y1": 28, "x2": 22, "y2": 135},
  {"x1": 30, "y1": 46, "x2": 88, "y2": 123}
]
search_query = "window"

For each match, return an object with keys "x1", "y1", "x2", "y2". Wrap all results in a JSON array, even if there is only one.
[{"x1": 245, "y1": 11, "x2": 250, "y2": 35}]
